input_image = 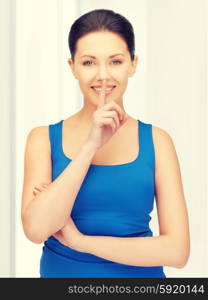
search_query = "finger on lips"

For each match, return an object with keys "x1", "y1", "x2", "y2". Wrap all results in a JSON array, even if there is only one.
[
  {"x1": 97, "y1": 80, "x2": 126, "y2": 122},
  {"x1": 98, "y1": 79, "x2": 107, "y2": 108}
]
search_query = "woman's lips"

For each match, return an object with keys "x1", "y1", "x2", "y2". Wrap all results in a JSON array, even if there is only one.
[{"x1": 91, "y1": 86, "x2": 116, "y2": 96}]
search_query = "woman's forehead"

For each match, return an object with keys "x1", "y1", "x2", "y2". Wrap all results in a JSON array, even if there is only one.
[{"x1": 77, "y1": 31, "x2": 126, "y2": 47}]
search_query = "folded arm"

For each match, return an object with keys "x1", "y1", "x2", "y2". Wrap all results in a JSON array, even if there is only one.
[{"x1": 79, "y1": 234, "x2": 186, "y2": 268}]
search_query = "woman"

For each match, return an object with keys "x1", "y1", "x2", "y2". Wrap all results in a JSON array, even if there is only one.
[{"x1": 21, "y1": 9, "x2": 190, "y2": 278}]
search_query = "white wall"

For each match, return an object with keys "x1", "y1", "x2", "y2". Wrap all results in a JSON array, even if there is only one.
[
  {"x1": 0, "y1": 0, "x2": 207, "y2": 277},
  {"x1": 146, "y1": 0, "x2": 208, "y2": 277},
  {"x1": 0, "y1": 0, "x2": 16, "y2": 277},
  {"x1": 15, "y1": 0, "x2": 80, "y2": 277}
]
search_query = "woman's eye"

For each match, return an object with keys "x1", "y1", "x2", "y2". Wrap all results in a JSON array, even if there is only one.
[
  {"x1": 82, "y1": 60, "x2": 122, "y2": 66},
  {"x1": 112, "y1": 60, "x2": 122, "y2": 65},
  {"x1": 83, "y1": 61, "x2": 93, "y2": 66}
]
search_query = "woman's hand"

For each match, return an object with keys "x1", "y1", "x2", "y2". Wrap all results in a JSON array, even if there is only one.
[
  {"x1": 32, "y1": 183, "x2": 86, "y2": 252},
  {"x1": 32, "y1": 182, "x2": 49, "y2": 197},
  {"x1": 53, "y1": 217, "x2": 86, "y2": 252},
  {"x1": 86, "y1": 79, "x2": 128, "y2": 150}
]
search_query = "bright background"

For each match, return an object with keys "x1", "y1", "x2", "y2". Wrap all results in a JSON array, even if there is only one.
[{"x1": 0, "y1": 0, "x2": 207, "y2": 277}]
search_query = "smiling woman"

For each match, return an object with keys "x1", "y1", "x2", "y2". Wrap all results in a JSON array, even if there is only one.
[
  {"x1": 21, "y1": 8, "x2": 190, "y2": 278},
  {"x1": 68, "y1": 30, "x2": 138, "y2": 108}
]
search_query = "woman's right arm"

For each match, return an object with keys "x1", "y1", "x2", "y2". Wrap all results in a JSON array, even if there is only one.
[
  {"x1": 22, "y1": 83, "x2": 127, "y2": 244},
  {"x1": 21, "y1": 126, "x2": 98, "y2": 244}
]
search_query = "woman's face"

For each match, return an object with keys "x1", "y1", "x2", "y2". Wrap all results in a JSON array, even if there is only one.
[{"x1": 68, "y1": 31, "x2": 138, "y2": 106}]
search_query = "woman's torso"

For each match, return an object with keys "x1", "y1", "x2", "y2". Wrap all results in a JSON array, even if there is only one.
[{"x1": 39, "y1": 115, "x2": 166, "y2": 278}]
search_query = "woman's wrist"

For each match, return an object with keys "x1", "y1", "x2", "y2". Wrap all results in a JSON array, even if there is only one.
[
  {"x1": 82, "y1": 141, "x2": 99, "y2": 154},
  {"x1": 77, "y1": 234, "x2": 91, "y2": 253}
]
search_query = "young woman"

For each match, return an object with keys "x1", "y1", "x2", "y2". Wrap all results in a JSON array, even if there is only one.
[{"x1": 21, "y1": 9, "x2": 190, "y2": 278}]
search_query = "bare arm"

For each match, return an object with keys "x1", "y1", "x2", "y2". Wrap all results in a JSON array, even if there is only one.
[
  {"x1": 55, "y1": 218, "x2": 185, "y2": 268},
  {"x1": 21, "y1": 127, "x2": 97, "y2": 244},
  {"x1": 78, "y1": 234, "x2": 185, "y2": 268},
  {"x1": 21, "y1": 92, "x2": 127, "y2": 244}
]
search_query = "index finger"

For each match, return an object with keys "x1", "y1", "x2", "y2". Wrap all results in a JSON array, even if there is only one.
[{"x1": 97, "y1": 79, "x2": 107, "y2": 108}]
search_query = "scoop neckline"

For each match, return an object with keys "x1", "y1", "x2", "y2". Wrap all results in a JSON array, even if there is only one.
[{"x1": 60, "y1": 119, "x2": 141, "y2": 167}]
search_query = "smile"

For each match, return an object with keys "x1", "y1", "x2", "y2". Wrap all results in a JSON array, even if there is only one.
[{"x1": 91, "y1": 86, "x2": 116, "y2": 96}]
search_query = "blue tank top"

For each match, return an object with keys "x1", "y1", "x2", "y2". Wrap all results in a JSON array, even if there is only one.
[{"x1": 39, "y1": 119, "x2": 166, "y2": 278}]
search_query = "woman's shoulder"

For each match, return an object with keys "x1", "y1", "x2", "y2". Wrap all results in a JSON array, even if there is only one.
[
  {"x1": 152, "y1": 124, "x2": 178, "y2": 170},
  {"x1": 27, "y1": 125, "x2": 49, "y2": 140},
  {"x1": 25, "y1": 125, "x2": 51, "y2": 156},
  {"x1": 152, "y1": 124, "x2": 174, "y2": 146}
]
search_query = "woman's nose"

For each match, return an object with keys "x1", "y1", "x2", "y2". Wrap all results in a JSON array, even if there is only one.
[{"x1": 96, "y1": 65, "x2": 111, "y2": 80}]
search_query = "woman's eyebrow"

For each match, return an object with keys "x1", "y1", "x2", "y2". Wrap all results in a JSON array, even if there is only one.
[{"x1": 80, "y1": 53, "x2": 124, "y2": 58}]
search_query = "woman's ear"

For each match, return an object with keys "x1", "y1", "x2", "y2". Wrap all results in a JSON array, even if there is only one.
[
  {"x1": 68, "y1": 58, "x2": 78, "y2": 79},
  {"x1": 128, "y1": 55, "x2": 139, "y2": 77}
]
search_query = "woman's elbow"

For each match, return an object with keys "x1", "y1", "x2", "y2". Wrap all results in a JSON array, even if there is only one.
[
  {"x1": 23, "y1": 227, "x2": 44, "y2": 244},
  {"x1": 175, "y1": 253, "x2": 190, "y2": 269},
  {"x1": 22, "y1": 217, "x2": 45, "y2": 244},
  {"x1": 24, "y1": 225, "x2": 45, "y2": 243},
  {"x1": 174, "y1": 245, "x2": 190, "y2": 269}
]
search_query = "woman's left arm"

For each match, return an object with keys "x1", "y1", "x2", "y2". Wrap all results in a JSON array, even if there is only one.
[
  {"x1": 78, "y1": 127, "x2": 190, "y2": 268},
  {"x1": 79, "y1": 234, "x2": 184, "y2": 268},
  {"x1": 54, "y1": 127, "x2": 191, "y2": 268}
]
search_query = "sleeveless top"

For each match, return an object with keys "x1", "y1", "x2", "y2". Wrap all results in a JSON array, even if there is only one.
[{"x1": 39, "y1": 119, "x2": 166, "y2": 278}]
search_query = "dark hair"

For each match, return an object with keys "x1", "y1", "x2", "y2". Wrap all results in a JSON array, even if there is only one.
[{"x1": 68, "y1": 9, "x2": 135, "y2": 62}]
